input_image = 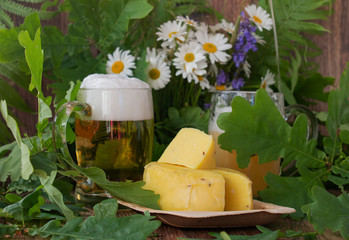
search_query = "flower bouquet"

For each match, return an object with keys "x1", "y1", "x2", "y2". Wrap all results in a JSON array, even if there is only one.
[{"x1": 105, "y1": 4, "x2": 275, "y2": 124}]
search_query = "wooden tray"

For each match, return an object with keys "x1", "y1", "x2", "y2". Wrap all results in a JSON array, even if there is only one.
[{"x1": 117, "y1": 199, "x2": 296, "y2": 228}]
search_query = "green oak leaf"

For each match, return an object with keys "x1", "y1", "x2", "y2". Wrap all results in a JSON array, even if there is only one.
[
  {"x1": 339, "y1": 130, "x2": 349, "y2": 144},
  {"x1": 64, "y1": 159, "x2": 160, "y2": 209},
  {"x1": 3, "y1": 186, "x2": 45, "y2": 222},
  {"x1": 0, "y1": 224, "x2": 17, "y2": 237},
  {"x1": 0, "y1": 143, "x2": 23, "y2": 182},
  {"x1": 29, "y1": 198, "x2": 161, "y2": 240},
  {"x1": 39, "y1": 171, "x2": 74, "y2": 220},
  {"x1": 217, "y1": 88, "x2": 325, "y2": 169},
  {"x1": 5, "y1": 193, "x2": 22, "y2": 204},
  {"x1": 0, "y1": 101, "x2": 33, "y2": 181},
  {"x1": 332, "y1": 160, "x2": 349, "y2": 179},
  {"x1": 302, "y1": 186, "x2": 349, "y2": 239},
  {"x1": 259, "y1": 173, "x2": 313, "y2": 219},
  {"x1": 18, "y1": 29, "x2": 43, "y2": 95}
]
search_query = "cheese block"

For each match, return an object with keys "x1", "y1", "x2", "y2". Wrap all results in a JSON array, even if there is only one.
[
  {"x1": 158, "y1": 128, "x2": 216, "y2": 169},
  {"x1": 214, "y1": 167, "x2": 253, "y2": 211},
  {"x1": 143, "y1": 162, "x2": 225, "y2": 211}
]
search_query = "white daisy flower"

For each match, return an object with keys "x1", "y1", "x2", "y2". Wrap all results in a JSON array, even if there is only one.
[
  {"x1": 245, "y1": 4, "x2": 273, "y2": 31},
  {"x1": 220, "y1": 19, "x2": 235, "y2": 35},
  {"x1": 146, "y1": 47, "x2": 166, "y2": 62},
  {"x1": 145, "y1": 55, "x2": 171, "y2": 90},
  {"x1": 176, "y1": 15, "x2": 198, "y2": 28},
  {"x1": 187, "y1": 29, "x2": 196, "y2": 42},
  {"x1": 196, "y1": 22, "x2": 209, "y2": 32},
  {"x1": 173, "y1": 42, "x2": 206, "y2": 73},
  {"x1": 176, "y1": 60, "x2": 207, "y2": 84},
  {"x1": 209, "y1": 22, "x2": 221, "y2": 33},
  {"x1": 260, "y1": 69, "x2": 275, "y2": 92},
  {"x1": 156, "y1": 20, "x2": 187, "y2": 49},
  {"x1": 106, "y1": 47, "x2": 136, "y2": 77},
  {"x1": 253, "y1": 33, "x2": 266, "y2": 45},
  {"x1": 197, "y1": 75, "x2": 210, "y2": 90},
  {"x1": 207, "y1": 63, "x2": 218, "y2": 77},
  {"x1": 243, "y1": 61, "x2": 251, "y2": 78},
  {"x1": 195, "y1": 30, "x2": 232, "y2": 64}
]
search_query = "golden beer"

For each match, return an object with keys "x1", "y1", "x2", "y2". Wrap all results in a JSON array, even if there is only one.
[
  {"x1": 75, "y1": 119, "x2": 154, "y2": 181},
  {"x1": 71, "y1": 74, "x2": 154, "y2": 203}
]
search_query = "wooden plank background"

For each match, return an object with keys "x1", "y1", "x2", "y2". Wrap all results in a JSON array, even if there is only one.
[{"x1": 11, "y1": 0, "x2": 349, "y2": 136}]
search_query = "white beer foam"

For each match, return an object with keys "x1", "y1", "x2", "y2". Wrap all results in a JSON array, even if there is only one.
[
  {"x1": 80, "y1": 74, "x2": 150, "y2": 89},
  {"x1": 78, "y1": 74, "x2": 153, "y2": 121}
]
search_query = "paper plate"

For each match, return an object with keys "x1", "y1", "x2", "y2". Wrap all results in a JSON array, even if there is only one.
[{"x1": 117, "y1": 199, "x2": 296, "y2": 228}]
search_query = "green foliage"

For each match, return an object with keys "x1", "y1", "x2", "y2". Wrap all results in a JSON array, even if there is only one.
[
  {"x1": 0, "y1": 101, "x2": 33, "y2": 181},
  {"x1": 0, "y1": 0, "x2": 57, "y2": 29},
  {"x1": 2, "y1": 186, "x2": 45, "y2": 223},
  {"x1": 154, "y1": 106, "x2": 209, "y2": 152},
  {"x1": 0, "y1": 224, "x2": 17, "y2": 236},
  {"x1": 302, "y1": 186, "x2": 349, "y2": 239},
  {"x1": 44, "y1": 0, "x2": 154, "y2": 102},
  {"x1": 0, "y1": 1, "x2": 346, "y2": 239},
  {"x1": 0, "y1": 13, "x2": 43, "y2": 145},
  {"x1": 217, "y1": 90, "x2": 325, "y2": 169},
  {"x1": 0, "y1": 13, "x2": 161, "y2": 238},
  {"x1": 255, "y1": 0, "x2": 336, "y2": 105},
  {"x1": 28, "y1": 199, "x2": 161, "y2": 240},
  {"x1": 217, "y1": 65, "x2": 349, "y2": 238}
]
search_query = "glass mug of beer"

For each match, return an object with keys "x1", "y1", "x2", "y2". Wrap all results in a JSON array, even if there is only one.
[
  {"x1": 208, "y1": 90, "x2": 317, "y2": 197},
  {"x1": 53, "y1": 74, "x2": 154, "y2": 204}
]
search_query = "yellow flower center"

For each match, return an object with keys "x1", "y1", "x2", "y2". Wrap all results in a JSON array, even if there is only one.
[
  {"x1": 253, "y1": 16, "x2": 262, "y2": 24},
  {"x1": 149, "y1": 68, "x2": 160, "y2": 80},
  {"x1": 203, "y1": 43, "x2": 217, "y2": 53},
  {"x1": 261, "y1": 81, "x2": 266, "y2": 89},
  {"x1": 169, "y1": 31, "x2": 178, "y2": 38},
  {"x1": 184, "y1": 53, "x2": 195, "y2": 62},
  {"x1": 198, "y1": 75, "x2": 203, "y2": 81},
  {"x1": 112, "y1": 61, "x2": 124, "y2": 74},
  {"x1": 215, "y1": 85, "x2": 226, "y2": 90}
]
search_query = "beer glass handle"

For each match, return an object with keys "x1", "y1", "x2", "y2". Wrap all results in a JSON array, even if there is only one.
[
  {"x1": 52, "y1": 101, "x2": 91, "y2": 163},
  {"x1": 285, "y1": 104, "x2": 318, "y2": 140}
]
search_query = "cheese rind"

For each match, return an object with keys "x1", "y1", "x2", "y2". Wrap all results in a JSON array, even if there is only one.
[
  {"x1": 143, "y1": 162, "x2": 225, "y2": 211},
  {"x1": 214, "y1": 167, "x2": 253, "y2": 211},
  {"x1": 158, "y1": 128, "x2": 216, "y2": 169}
]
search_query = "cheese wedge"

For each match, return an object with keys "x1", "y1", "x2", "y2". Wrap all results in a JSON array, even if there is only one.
[
  {"x1": 143, "y1": 162, "x2": 225, "y2": 211},
  {"x1": 158, "y1": 128, "x2": 216, "y2": 169},
  {"x1": 214, "y1": 167, "x2": 253, "y2": 211}
]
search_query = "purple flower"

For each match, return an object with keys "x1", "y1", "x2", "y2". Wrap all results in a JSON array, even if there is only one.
[
  {"x1": 232, "y1": 78, "x2": 245, "y2": 90},
  {"x1": 216, "y1": 69, "x2": 230, "y2": 85},
  {"x1": 232, "y1": 13, "x2": 258, "y2": 68},
  {"x1": 204, "y1": 103, "x2": 211, "y2": 110}
]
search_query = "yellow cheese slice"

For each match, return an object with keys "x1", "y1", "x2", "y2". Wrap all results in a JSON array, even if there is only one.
[
  {"x1": 143, "y1": 162, "x2": 225, "y2": 211},
  {"x1": 158, "y1": 128, "x2": 216, "y2": 169},
  {"x1": 214, "y1": 167, "x2": 253, "y2": 211}
]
